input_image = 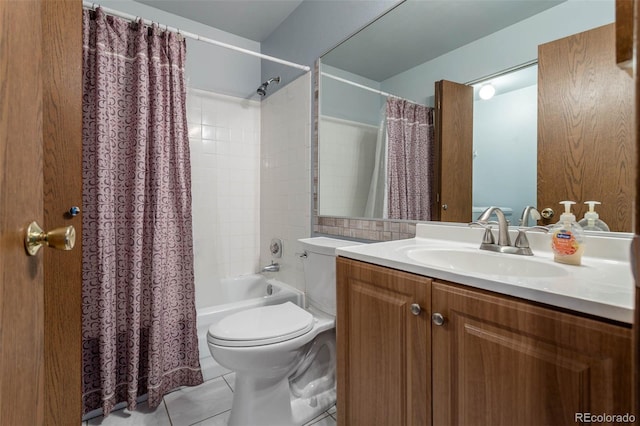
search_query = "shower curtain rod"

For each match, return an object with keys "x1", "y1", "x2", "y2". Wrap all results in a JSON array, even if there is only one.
[
  {"x1": 321, "y1": 72, "x2": 425, "y2": 106},
  {"x1": 82, "y1": 1, "x2": 311, "y2": 72},
  {"x1": 321, "y1": 72, "x2": 394, "y2": 97}
]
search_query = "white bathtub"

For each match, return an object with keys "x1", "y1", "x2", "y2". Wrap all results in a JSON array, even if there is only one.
[{"x1": 196, "y1": 274, "x2": 304, "y2": 380}]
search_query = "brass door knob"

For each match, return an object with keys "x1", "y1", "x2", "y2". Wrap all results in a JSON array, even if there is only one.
[
  {"x1": 25, "y1": 221, "x2": 76, "y2": 256},
  {"x1": 541, "y1": 208, "x2": 555, "y2": 220}
]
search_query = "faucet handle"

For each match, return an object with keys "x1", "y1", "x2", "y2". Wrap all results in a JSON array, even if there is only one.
[
  {"x1": 515, "y1": 226, "x2": 550, "y2": 248},
  {"x1": 469, "y1": 221, "x2": 496, "y2": 244}
]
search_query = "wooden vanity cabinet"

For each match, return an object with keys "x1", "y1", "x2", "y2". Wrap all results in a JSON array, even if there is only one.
[
  {"x1": 336, "y1": 257, "x2": 431, "y2": 426},
  {"x1": 337, "y1": 258, "x2": 633, "y2": 426},
  {"x1": 432, "y1": 281, "x2": 633, "y2": 426}
]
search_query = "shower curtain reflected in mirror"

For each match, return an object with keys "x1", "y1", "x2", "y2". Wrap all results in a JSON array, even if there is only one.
[
  {"x1": 82, "y1": 8, "x2": 202, "y2": 417},
  {"x1": 363, "y1": 107, "x2": 388, "y2": 218},
  {"x1": 386, "y1": 98, "x2": 435, "y2": 220}
]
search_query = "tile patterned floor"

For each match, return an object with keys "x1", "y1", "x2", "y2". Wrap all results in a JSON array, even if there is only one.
[{"x1": 82, "y1": 372, "x2": 337, "y2": 426}]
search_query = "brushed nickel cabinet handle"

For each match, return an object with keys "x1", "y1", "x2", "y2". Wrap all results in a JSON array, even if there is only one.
[
  {"x1": 432, "y1": 313, "x2": 445, "y2": 326},
  {"x1": 410, "y1": 303, "x2": 421, "y2": 316}
]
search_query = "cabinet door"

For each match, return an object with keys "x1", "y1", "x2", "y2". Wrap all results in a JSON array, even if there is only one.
[
  {"x1": 336, "y1": 258, "x2": 431, "y2": 426},
  {"x1": 432, "y1": 282, "x2": 633, "y2": 426}
]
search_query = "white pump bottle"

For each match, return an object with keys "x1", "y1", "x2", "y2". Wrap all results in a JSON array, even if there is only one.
[{"x1": 578, "y1": 201, "x2": 610, "y2": 232}]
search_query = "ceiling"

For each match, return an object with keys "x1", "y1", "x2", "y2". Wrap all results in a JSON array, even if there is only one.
[{"x1": 133, "y1": 0, "x2": 305, "y2": 42}]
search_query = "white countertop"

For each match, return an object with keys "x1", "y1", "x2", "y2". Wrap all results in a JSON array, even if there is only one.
[{"x1": 335, "y1": 223, "x2": 635, "y2": 324}]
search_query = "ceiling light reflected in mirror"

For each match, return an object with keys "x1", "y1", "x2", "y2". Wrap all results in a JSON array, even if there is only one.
[{"x1": 478, "y1": 84, "x2": 495, "y2": 100}]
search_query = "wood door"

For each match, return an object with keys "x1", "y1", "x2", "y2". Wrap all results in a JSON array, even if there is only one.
[
  {"x1": 0, "y1": 1, "x2": 45, "y2": 423},
  {"x1": 432, "y1": 281, "x2": 633, "y2": 426},
  {"x1": 42, "y1": 0, "x2": 83, "y2": 423},
  {"x1": 538, "y1": 24, "x2": 634, "y2": 232},
  {"x1": 0, "y1": 0, "x2": 82, "y2": 424},
  {"x1": 336, "y1": 258, "x2": 431, "y2": 426},
  {"x1": 434, "y1": 80, "x2": 473, "y2": 223}
]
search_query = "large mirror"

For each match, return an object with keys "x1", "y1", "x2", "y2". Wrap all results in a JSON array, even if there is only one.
[{"x1": 317, "y1": 0, "x2": 632, "y2": 232}]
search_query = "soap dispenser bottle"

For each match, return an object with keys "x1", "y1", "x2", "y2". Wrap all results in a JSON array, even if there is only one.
[
  {"x1": 550, "y1": 201, "x2": 585, "y2": 265},
  {"x1": 578, "y1": 201, "x2": 610, "y2": 232}
]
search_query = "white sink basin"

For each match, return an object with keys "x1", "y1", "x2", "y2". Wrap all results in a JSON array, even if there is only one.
[{"x1": 406, "y1": 248, "x2": 569, "y2": 278}]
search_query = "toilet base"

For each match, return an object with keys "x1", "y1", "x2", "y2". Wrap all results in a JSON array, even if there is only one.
[
  {"x1": 290, "y1": 388, "x2": 336, "y2": 425},
  {"x1": 228, "y1": 374, "x2": 293, "y2": 426},
  {"x1": 227, "y1": 372, "x2": 336, "y2": 426}
]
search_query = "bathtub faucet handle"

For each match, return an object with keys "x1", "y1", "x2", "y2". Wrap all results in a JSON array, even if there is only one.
[{"x1": 261, "y1": 261, "x2": 280, "y2": 273}]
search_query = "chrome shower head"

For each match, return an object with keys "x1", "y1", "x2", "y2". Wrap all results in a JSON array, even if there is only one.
[{"x1": 257, "y1": 76, "x2": 281, "y2": 96}]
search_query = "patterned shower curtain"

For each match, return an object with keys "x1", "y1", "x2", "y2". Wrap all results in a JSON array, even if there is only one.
[
  {"x1": 386, "y1": 97, "x2": 435, "y2": 220},
  {"x1": 81, "y1": 8, "x2": 202, "y2": 416}
]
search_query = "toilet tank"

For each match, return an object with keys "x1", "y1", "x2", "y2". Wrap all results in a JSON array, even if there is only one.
[{"x1": 298, "y1": 237, "x2": 362, "y2": 316}]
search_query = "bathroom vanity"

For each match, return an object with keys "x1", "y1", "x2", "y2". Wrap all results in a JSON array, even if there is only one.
[{"x1": 335, "y1": 223, "x2": 634, "y2": 426}]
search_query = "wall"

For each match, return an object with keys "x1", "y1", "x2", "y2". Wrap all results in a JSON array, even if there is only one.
[
  {"x1": 473, "y1": 85, "x2": 537, "y2": 220},
  {"x1": 260, "y1": 73, "x2": 312, "y2": 291},
  {"x1": 187, "y1": 89, "x2": 261, "y2": 309}
]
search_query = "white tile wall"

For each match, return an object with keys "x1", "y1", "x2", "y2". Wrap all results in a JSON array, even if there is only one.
[
  {"x1": 260, "y1": 73, "x2": 312, "y2": 292},
  {"x1": 187, "y1": 88, "x2": 261, "y2": 309},
  {"x1": 318, "y1": 116, "x2": 378, "y2": 217}
]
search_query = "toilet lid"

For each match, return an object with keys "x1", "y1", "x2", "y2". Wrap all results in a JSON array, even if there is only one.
[{"x1": 208, "y1": 302, "x2": 314, "y2": 347}]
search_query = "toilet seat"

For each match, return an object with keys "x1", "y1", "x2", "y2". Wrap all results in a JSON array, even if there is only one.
[{"x1": 208, "y1": 301, "x2": 314, "y2": 347}]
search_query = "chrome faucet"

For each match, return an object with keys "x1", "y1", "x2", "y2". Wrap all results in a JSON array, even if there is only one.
[
  {"x1": 519, "y1": 206, "x2": 541, "y2": 227},
  {"x1": 471, "y1": 206, "x2": 548, "y2": 256},
  {"x1": 476, "y1": 206, "x2": 511, "y2": 246},
  {"x1": 261, "y1": 261, "x2": 280, "y2": 272}
]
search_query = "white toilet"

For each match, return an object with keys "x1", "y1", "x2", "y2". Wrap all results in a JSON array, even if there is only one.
[{"x1": 207, "y1": 237, "x2": 359, "y2": 426}]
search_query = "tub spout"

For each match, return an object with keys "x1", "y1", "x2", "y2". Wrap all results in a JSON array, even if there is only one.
[{"x1": 261, "y1": 261, "x2": 280, "y2": 272}]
